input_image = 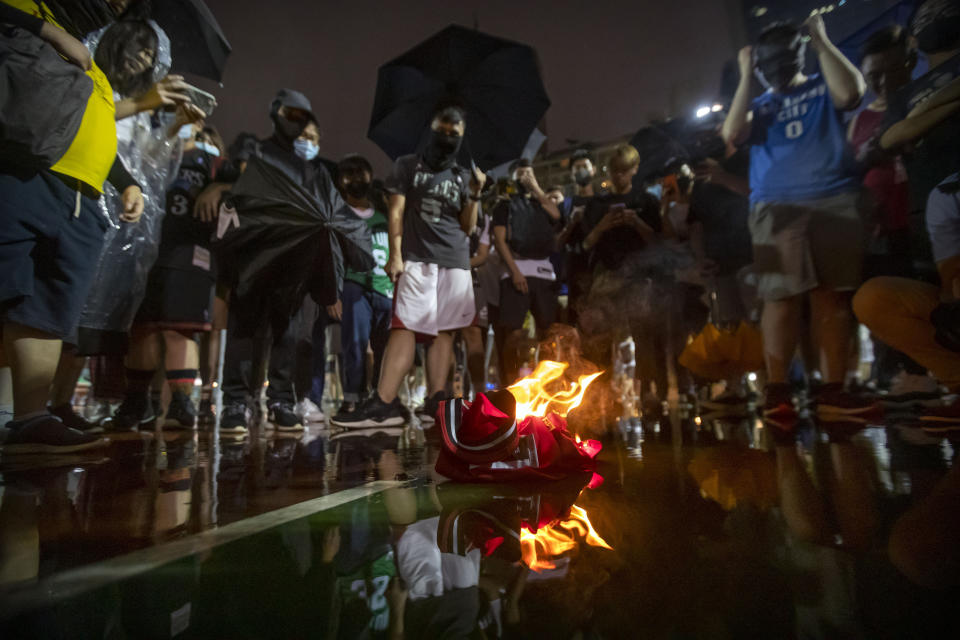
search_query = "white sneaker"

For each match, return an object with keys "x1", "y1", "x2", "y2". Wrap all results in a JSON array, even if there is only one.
[
  {"x1": 295, "y1": 398, "x2": 325, "y2": 423},
  {"x1": 883, "y1": 372, "x2": 942, "y2": 409}
]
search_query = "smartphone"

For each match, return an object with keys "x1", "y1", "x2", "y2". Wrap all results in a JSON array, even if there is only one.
[{"x1": 182, "y1": 84, "x2": 218, "y2": 117}]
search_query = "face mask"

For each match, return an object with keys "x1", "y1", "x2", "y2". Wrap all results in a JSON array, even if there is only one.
[
  {"x1": 424, "y1": 129, "x2": 463, "y2": 170},
  {"x1": 294, "y1": 139, "x2": 319, "y2": 161},
  {"x1": 646, "y1": 183, "x2": 663, "y2": 200},
  {"x1": 177, "y1": 124, "x2": 195, "y2": 140},
  {"x1": 344, "y1": 181, "x2": 370, "y2": 200},
  {"x1": 273, "y1": 112, "x2": 307, "y2": 144},
  {"x1": 755, "y1": 37, "x2": 805, "y2": 91},
  {"x1": 196, "y1": 142, "x2": 220, "y2": 157},
  {"x1": 573, "y1": 167, "x2": 592, "y2": 186},
  {"x1": 912, "y1": 1, "x2": 960, "y2": 53}
]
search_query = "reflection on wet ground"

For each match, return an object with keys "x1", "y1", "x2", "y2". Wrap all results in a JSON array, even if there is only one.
[{"x1": 1, "y1": 412, "x2": 959, "y2": 639}]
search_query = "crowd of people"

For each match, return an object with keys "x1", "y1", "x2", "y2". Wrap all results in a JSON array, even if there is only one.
[{"x1": 1, "y1": 0, "x2": 959, "y2": 456}]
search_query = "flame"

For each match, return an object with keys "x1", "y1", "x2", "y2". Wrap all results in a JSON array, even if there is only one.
[
  {"x1": 520, "y1": 504, "x2": 613, "y2": 572},
  {"x1": 508, "y1": 360, "x2": 602, "y2": 420}
]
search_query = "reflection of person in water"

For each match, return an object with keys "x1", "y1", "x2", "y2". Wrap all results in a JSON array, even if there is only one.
[{"x1": 381, "y1": 451, "x2": 482, "y2": 638}]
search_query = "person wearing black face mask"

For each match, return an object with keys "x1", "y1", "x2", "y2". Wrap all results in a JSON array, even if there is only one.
[
  {"x1": 723, "y1": 16, "x2": 875, "y2": 420},
  {"x1": 325, "y1": 155, "x2": 393, "y2": 424},
  {"x1": 880, "y1": 0, "x2": 960, "y2": 256},
  {"x1": 333, "y1": 104, "x2": 487, "y2": 429}
]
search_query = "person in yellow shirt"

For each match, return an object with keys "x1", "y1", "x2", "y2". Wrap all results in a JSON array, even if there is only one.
[{"x1": 0, "y1": 2, "x2": 146, "y2": 454}]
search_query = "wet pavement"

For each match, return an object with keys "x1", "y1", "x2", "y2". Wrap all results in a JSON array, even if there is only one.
[{"x1": 1, "y1": 411, "x2": 958, "y2": 639}]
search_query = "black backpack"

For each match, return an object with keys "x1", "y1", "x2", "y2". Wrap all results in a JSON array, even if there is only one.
[
  {"x1": 0, "y1": 24, "x2": 93, "y2": 171},
  {"x1": 504, "y1": 197, "x2": 555, "y2": 259}
]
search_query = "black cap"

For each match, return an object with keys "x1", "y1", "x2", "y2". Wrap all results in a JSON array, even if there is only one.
[{"x1": 272, "y1": 88, "x2": 317, "y2": 123}]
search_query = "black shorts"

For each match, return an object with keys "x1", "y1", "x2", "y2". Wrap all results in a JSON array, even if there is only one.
[
  {"x1": 498, "y1": 277, "x2": 558, "y2": 334},
  {"x1": 135, "y1": 266, "x2": 214, "y2": 331},
  {"x1": 0, "y1": 170, "x2": 109, "y2": 339}
]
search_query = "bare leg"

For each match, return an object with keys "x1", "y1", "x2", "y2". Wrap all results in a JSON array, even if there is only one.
[
  {"x1": 775, "y1": 443, "x2": 830, "y2": 544},
  {"x1": 163, "y1": 330, "x2": 199, "y2": 395},
  {"x1": 829, "y1": 442, "x2": 879, "y2": 551},
  {"x1": 376, "y1": 329, "x2": 416, "y2": 403},
  {"x1": 49, "y1": 350, "x2": 86, "y2": 408},
  {"x1": 809, "y1": 287, "x2": 854, "y2": 384},
  {"x1": 462, "y1": 326, "x2": 485, "y2": 393},
  {"x1": 761, "y1": 296, "x2": 803, "y2": 384},
  {"x1": 3, "y1": 323, "x2": 61, "y2": 418},
  {"x1": 125, "y1": 331, "x2": 162, "y2": 372},
  {"x1": 426, "y1": 331, "x2": 454, "y2": 396}
]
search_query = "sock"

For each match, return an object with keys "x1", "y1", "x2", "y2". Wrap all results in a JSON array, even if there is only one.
[
  {"x1": 125, "y1": 368, "x2": 154, "y2": 399},
  {"x1": 166, "y1": 369, "x2": 197, "y2": 396}
]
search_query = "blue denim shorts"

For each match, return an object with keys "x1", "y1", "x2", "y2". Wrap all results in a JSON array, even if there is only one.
[{"x1": 0, "y1": 170, "x2": 109, "y2": 338}]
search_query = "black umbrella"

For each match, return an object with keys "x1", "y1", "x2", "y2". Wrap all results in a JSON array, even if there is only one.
[
  {"x1": 629, "y1": 122, "x2": 689, "y2": 183},
  {"x1": 149, "y1": 0, "x2": 231, "y2": 82},
  {"x1": 368, "y1": 24, "x2": 551, "y2": 171},
  {"x1": 215, "y1": 156, "x2": 374, "y2": 337}
]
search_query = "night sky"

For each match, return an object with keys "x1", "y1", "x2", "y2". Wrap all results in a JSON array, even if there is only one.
[{"x1": 196, "y1": 0, "x2": 740, "y2": 173}]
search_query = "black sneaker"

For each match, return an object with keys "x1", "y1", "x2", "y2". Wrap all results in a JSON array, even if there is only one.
[
  {"x1": 2, "y1": 414, "x2": 107, "y2": 454},
  {"x1": 331, "y1": 394, "x2": 404, "y2": 428},
  {"x1": 164, "y1": 391, "x2": 198, "y2": 430},
  {"x1": 417, "y1": 392, "x2": 445, "y2": 425},
  {"x1": 105, "y1": 394, "x2": 155, "y2": 432},
  {"x1": 219, "y1": 402, "x2": 249, "y2": 434},
  {"x1": 331, "y1": 402, "x2": 357, "y2": 425},
  {"x1": 268, "y1": 401, "x2": 303, "y2": 432},
  {"x1": 48, "y1": 403, "x2": 104, "y2": 435},
  {"x1": 197, "y1": 398, "x2": 215, "y2": 426}
]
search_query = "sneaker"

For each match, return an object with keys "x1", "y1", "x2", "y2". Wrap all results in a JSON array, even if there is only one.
[
  {"x1": 815, "y1": 384, "x2": 882, "y2": 417},
  {"x1": 197, "y1": 398, "x2": 215, "y2": 426},
  {"x1": 295, "y1": 397, "x2": 325, "y2": 423},
  {"x1": 762, "y1": 384, "x2": 797, "y2": 418},
  {"x1": 268, "y1": 401, "x2": 303, "y2": 432},
  {"x1": 48, "y1": 403, "x2": 104, "y2": 435},
  {"x1": 416, "y1": 392, "x2": 445, "y2": 425},
  {"x1": 331, "y1": 402, "x2": 357, "y2": 425},
  {"x1": 331, "y1": 394, "x2": 404, "y2": 428},
  {"x1": 219, "y1": 402, "x2": 249, "y2": 434},
  {"x1": 764, "y1": 414, "x2": 799, "y2": 445},
  {"x1": 881, "y1": 372, "x2": 943, "y2": 410},
  {"x1": 164, "y1": 391, "x2": 198, "y2": 430},
  {"x1": 105, "y1": 395, "x2": 156, "y2": 432},
  {"x1": 1, "y1": 414, "x2": 107, "y2": 454},
  {"x1": 700, "y1": 391, "x2": 749, "y2": 414}
]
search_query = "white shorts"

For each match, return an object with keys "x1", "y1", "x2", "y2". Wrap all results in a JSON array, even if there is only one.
[{"x1": 392, "y1": 261, "x2": 476, "y2": 336}]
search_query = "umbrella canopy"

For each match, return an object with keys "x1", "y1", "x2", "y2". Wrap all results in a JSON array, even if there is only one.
[
  {"x1": 368, "y1": 24, "x2": 551, "y2": 171},
  {"x1": 149, "y1": 0, "x2": 231, "y2": 82},
  {"x1": 215, "y1": 156, "x2": 374, "y2": 336}
]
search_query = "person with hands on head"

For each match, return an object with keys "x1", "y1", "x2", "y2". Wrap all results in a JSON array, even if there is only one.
[
  {"x1": 0, "y1": 0, "x2": 145, "y2": 454},
  {"x1": 492, "y1": 158, "x2": 562, "y2": 382},
  {"x1": 722, "y1": 15, "x2": 872, "y2": 420},
  {"x1": 333, "y1": 103, "x2": 486, "y2": 429}
]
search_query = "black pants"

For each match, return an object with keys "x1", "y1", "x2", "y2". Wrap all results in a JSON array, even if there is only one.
[
  {"x1": 222, "y1": 296, "x2": 297, "y2": 406},
  {"x1": 498, "y1": 276, "x2": 558, "y2": 334}
]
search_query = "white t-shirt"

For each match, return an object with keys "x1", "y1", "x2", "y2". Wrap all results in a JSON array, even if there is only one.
[{"x1": 926, "y1": 173, "x2": 960, "y2": 264}]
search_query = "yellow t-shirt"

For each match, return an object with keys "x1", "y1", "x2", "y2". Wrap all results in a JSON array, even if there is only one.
[{"x1": 3, "y1": 0, "x2": 117, "y2": 193}]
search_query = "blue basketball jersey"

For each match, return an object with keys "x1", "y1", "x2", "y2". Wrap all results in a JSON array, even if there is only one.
[{"x1": 748, "y1": 74, "x2": 859, "y2": 204}]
